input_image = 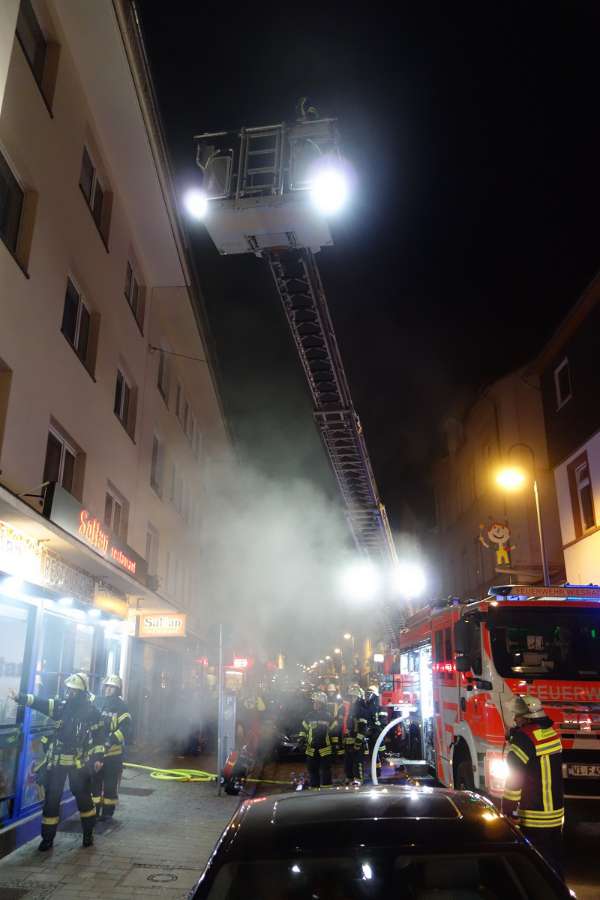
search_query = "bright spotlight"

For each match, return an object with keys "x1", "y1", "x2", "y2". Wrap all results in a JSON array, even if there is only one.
[
  {"x1": 341, "y1": 560, "x2": 381, "y2": 603},
  {"x1": 0, "y1": 576, "x2": 24, "y2": 598},
  {"x1": 310, "y1": 165, "x2": 349, "y2": 215},
  {"x1": 184, "y1": 188, "x2": 208, "y2": 220},
  {"x1": 496, "y1": 466, "x2": 526, "y2": 491},
  {"x1": 392, "y1": 563, "x2": 426, "y2": 599}
]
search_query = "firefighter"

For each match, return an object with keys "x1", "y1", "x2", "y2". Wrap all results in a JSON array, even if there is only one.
[
  {"x1": 91, "y1": 674, "x2": 131, "y2": 820},
  {"x1": 344, "y1": 684, "x2": 369, "y2": 784},
  {"x1": 299, "y1": 691, "x2": 336, "y2": 788},
  {"x1": 502, "y1": 694, "x2": 564, "y2": 877},
  {"x1": 364, "y1": 683, "x2": 387, "y2": 779},
  {"x1": 10, "y1": 673, "x2": 104, "y2": 850}
]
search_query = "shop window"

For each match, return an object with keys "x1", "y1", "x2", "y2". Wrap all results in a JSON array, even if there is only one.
[
  {"x1": 124, "y1": 260, "x2": 144, "y2": 330},
  {"x1": 568, "y1": 452, "x2": 596, "y2": 538},
  {"x1": 42, "y1": 426, "x2": 79, "y2": 496},
  {"x1": 0, "y1": 149, "x2": 24, "y2": 257},
  {"x1": 61, "y1": 277, "x2": 92, "y2": 370},
  {"x1": 554, "y1": 358, "x2": 572, "y2": 410},
  {"x1": 114, "y1": 368, "x2": 136, "y2": 437},
  {"x1": 104, "y1": 484, "x2": 128, "y2": 541},
  {"x1": 150, "y1": 434, "x2": 164, "y2": 496},
  {"x1": 0, "y1": 601, "x2": 29, "y2": 726},
  {"x1": 79, "y1": 146, "x2": 111, "y2": 243}
]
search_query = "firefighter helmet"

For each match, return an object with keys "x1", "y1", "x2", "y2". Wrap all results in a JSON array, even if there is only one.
[
  {"x1": 312, "y1": 691, "x2": 328, "y2": 705},
  {"x1": 367, "y1": 684, "x2": 380, "y2": 696},
  {"x1": 64, "y1": 672, "x2": 89, "y2": 693},
  {"x1": 512, "y1": 694, "x2": 545, "y2": 720},
  {"x1": 326, "y1": 683, "x2": 337, "y2": 693},
  {"x1": 348, "y1": 683, "x2": 364, "y2": 699},
  {"x1": 103, "y1": 674, "x2": 123, "y2": 692}
]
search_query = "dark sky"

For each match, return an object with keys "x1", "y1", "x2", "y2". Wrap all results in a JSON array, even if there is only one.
[{"x1": 138, "y1": 0, "x2": 600, "y2": 530}]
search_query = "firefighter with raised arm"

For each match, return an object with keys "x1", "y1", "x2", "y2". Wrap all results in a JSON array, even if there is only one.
[
  {"x1": 299, "y1": 691, "x2": 337, "y2": 788},
  {"x1": 9, "y1": 673, "x2": 104, "y2": 851},
  {"x1": 92, "y1": 674, "x2": 131, "y2": 820},
  {"x1": 502, "y1": 694, "x2": 564, "y2": 877}
]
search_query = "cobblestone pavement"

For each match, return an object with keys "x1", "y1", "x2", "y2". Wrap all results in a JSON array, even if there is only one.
[{"x1": 0, "y1": 756, "x2": 239, "y2": 900}]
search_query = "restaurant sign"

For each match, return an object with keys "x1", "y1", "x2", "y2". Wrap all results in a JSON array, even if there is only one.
[
  {"x1": 138, "y1": 611, "x2": 186, "y2": 638},
  {"x1": 43, "y1": 483, "x2": 147, "y2": 584}
]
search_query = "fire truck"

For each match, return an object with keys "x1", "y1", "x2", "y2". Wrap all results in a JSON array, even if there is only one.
[{"x1": 397, "y1": 584, "x2": 600, "y2": 803}]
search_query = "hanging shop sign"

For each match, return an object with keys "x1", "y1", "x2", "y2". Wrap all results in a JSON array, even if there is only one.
[
  {"x1": 138, "y1": 611, "x2": 187, "y2": 638},
  {"x1": 43, "y1": 483, "x2": 147, "y2": 584}
]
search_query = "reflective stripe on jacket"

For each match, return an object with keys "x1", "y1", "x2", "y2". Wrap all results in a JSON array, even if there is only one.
[{"x1": 502, "y1": 716, "x2": 564, "y2": 829}]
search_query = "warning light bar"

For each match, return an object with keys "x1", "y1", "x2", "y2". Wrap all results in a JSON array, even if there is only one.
[{"x1": 489, "y1": 584, "x2": 600, "y2": 600}]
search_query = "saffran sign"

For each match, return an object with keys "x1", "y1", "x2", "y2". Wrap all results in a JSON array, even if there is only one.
[{"x1": 43, "y1": 483, "x2": 147, "y2": 584}]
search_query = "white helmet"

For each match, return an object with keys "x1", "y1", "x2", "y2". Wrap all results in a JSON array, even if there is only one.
[
  {"x1": 312, "y1": 691, "x2": 328, "y2": 705},
  {"x1": 103, "y1": 674, "x2": 123, "y2": 692},
  {"x1": 512, "y1": 694, "x2": 545, "y2": 720},
  {"x1": 64, "y1": 672, "x2": 89, "y2": 693},
  {"x1": 367, "y1": 684, "x2": 380, "y2": 696},
  {"x1": 348, "y1": 683, "x2": 364, "y2": 699}
]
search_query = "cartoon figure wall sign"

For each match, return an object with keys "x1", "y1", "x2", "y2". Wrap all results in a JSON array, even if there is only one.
[{"x1": 478, "y1": 520, "x2": 515, "y2": 567}]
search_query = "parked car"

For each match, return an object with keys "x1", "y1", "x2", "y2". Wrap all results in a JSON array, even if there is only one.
[{"x1": 189, "y1": 785, "x2": 572, "y2": 899}]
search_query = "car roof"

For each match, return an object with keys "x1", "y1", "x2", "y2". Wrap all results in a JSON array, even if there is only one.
[{"x1": 217, "y1": 786, "x2": 520, "y2": 860}]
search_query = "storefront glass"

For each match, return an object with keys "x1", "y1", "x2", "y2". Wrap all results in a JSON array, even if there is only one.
[{"x1": 0, "y1": 600, "x2": 31, "y2": 824}]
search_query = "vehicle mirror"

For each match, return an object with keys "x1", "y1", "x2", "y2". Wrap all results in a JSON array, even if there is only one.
[
  {"x1": 455, "y1": 655, "x2": 471, "y2": 673},
  {"x1": 454, "y1": 620, "x2": 470, "y2": 654}
]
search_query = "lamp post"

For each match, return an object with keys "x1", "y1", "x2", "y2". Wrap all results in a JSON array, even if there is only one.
[{"x1": 495, "y1": 443, "x2": 550, "y2": 586}]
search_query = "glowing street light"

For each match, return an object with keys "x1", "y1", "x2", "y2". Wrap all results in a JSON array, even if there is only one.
[
  {"x1": 495, "y1": 466, "x2": 526, "y2": 491},
  {"x1": 334, "y1": 648, "x2": 341, "y2": 654},
  {"x1": 184, "y1": 188, "x2": 208, "y2": 220},
  {"x1": 343, "y1": 632, "x2": 352, "y2": 641}
]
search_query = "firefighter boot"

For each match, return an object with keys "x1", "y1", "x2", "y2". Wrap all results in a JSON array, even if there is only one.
[
  {"x1": 39, "y1": 823, "x2": 56, "y2": 852},
  {"x1": 81, "y1": 815, "x2": 95, "y2": 848}
]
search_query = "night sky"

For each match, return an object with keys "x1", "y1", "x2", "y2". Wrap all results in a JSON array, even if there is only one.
[{"x1": 138, "y1": 0, "x2": 600, "y2": 531}]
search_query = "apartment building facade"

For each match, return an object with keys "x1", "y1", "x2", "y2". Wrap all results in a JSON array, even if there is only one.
[
  {"x1": 0, "y1": 0, "x2": 229, "y2": 851},
  {"x1": 535, "y1": 271, "x2": 600, "y2": 586},
  {"x1": 432, "y1": 368, "x2": 564, "y2": 600}
]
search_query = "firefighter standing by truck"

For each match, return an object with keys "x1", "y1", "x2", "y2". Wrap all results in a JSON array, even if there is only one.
[
  {"x1": 92, "y1": 674, "x2": 131, "y2": 819},
  {"x1": 502, "y1": 694, "x2": 565, "y2": 877},
  {"x1": 344, "y1": 684, "x2": 369, "y2": 784},
  {"x1": 299, "y1": 691, "x2": 337, "y2": 788},
  {"x1": 364, "y1": 684, "x2": 387, "y2": 780},
  {"x1": 9, "y1": 673, "x2": 105, "y2": 850}
]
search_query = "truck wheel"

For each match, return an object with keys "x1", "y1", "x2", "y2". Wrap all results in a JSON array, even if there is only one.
[{"x1": 455, "y1": 757, "x2": 475, "y2": 791}]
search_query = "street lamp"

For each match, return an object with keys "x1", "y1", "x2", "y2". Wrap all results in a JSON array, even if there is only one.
[
  {"x1": 183, "y1": 188, "x2": 208, "y2": 220},
  {"x1": 334, "y1": 648, "x2": 341, "y2": 655},
  {"x1": 495, "y1": 443, "x2": 549, "y2": 586}
]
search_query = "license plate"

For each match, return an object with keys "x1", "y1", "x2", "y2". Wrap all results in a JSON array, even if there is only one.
[{"x1": 566, "y1": 764, "x2": 600, "y2": 777}]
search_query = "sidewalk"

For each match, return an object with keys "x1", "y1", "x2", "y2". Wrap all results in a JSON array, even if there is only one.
[{"x1": 0, "y1": 756, "x2": 239, "y2": 900}]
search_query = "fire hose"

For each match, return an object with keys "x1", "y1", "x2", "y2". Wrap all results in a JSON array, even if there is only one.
[{"x1": 123, "y1": 762, "x2": 292, "y2": 786}]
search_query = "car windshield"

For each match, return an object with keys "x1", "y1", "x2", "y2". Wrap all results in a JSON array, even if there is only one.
[
  {"x1": 203, "y1": 851, "x2": 561, "y2": 899},
  {"x1": 490, "y1": 605, "x2": 600, "y2": 679}
]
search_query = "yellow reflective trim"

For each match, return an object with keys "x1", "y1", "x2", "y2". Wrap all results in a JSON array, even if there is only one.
[
  {"x1": 540, "y1": 754, "x2": 552, "y2": 812},
  {"x1": 503, "y1": 789, "x2": 522, "y2": 801},
  {"x1": 42, "y1": 816, "x2": 60, "y2": 825},
  {"x1": 320, "y1": 747, "x2": 332, "y2": 756},
  {"x1": 533, "y1": 727, "x2": 557, "y2": 741},
  {"x1": 91, "y1": 796, "x2": 101, "y2": 804},
  {"x1": 520, "y1": 819, "x2": 563, "y2": 829},
  {"x1": 519, "y1": 807, "x2": 564, "y2": 817},
  {"x1": 117, "y1": 713, "x2": 131, "y2": 724},
  {"x1": 113, "y1": 729, "x2": 125, "y2": 743},
  {"x1": 508, "y1": 744, "x2": 529, "y2": 765},
  {"x1": 91, "y1": 746, "x2": 105, "y2": 755},
  {"x1": 80, "y1": 809, "x2": 96, "y2": 818},
  {"x1": 102, "y1": 798, "x2": 117, "y2": 806},
  {"x1": 48, "y1": 698, "x2": 55, "y2": 716},
  {"x1": 105, "y1": 746, "x2": 123, "y2": 757},
  {"x1": 26, "y1": 693, "x2": 34, "y2": 706},
  {"x1": 536, "y1": 741, "x2": 562, "y2": 756}
]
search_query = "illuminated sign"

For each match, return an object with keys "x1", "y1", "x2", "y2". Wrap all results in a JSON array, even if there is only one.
[
  {"x1": 94, "y1": 591, "x2": 129, "y2": 619},
  {"x1": 373, "y1": 653, "x2": 385, "y2": 663},
  {"x1": 138, "y1": 612, "x2": 186, "y2": 638},
  {"x1": 0, "y1": 521, "x2": 43, "y2": 579},
  {"x1": 232, "y1": 657, "x2": 248, "y2": 669},
  {"x1": 43, "y1": 484, "x2": 147, "y2": 583}
]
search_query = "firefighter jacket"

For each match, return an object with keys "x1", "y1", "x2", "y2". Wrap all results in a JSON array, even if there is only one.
[
  {"x1": 300, "y1": 710, "x2": 338, "y2": 758},
  {"x1": 19, "y1": 692, "x2": 105, "y2": 769},
  {"x1": 502, "y1": 716, "x2": 564, "y2": 830},
  {"x1": 97, "y1": 695, "x2": 132, "y2": 758},
  {"x1": 345, "y1": 698, "x2": 369, "y2": 748}
]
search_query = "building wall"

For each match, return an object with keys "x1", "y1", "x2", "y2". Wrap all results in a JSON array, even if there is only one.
[
  {"x1": 554, "y1": 429, "x2": 600, "y2": 585},
  {"x1": 432, "y1": 369, "x2": 564, "y2": 598},
  {"x1": 0, "y1": 1, "x2": 229, "y2": 632}
]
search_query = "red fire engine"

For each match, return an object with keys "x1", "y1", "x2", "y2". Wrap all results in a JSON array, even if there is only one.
[{"x1": 396, "y1": 584, "x2": 600, "y2": 801}]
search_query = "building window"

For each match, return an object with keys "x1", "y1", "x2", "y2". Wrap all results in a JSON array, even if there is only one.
[
  {"x1": 43, "y1": 427, "x2": 77, "y2": 495},
  {"x1": 0, "y1": 150, "x2": 24, "y2": 256},
  {"x1": 150, "y1": 434, "x2": 164, "y2": 495},
  {"x1": 16, "y1": 0, "x2": 47, "y2": 87},
  {"x1": 61, "y1": 278, "x2": 91, "y2": 366},
  {"x1": 145, "y1": 524, "x2": 159, "y2": 576},
  {"x1": 79, "y1": 147, "x2": 107, "y2": 236},
  {"x1": 157, "y1": 349, "x2": 169, "y2": 404},
  {"x1": 104, "y1": 486, "x2": 128, "y2": 541},
  {"x1": 554, "y1": 358, "x2": 572, "y2": 410},
  {"x1": 114, "y1": 368, "x2": 134, "y2": 435},
  {"x1": 568, "y1": 452, "x2": 595, "y2": 538},
  {"x1": 124, "y1": 261, "x2": 144, "y2": 329}
]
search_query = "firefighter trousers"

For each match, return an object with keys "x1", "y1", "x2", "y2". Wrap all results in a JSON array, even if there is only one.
[
  {"x1": 41, "y1": 765, "x2": 95, "y2": 842},
  {"x1": 520, "y1": 826, "x2": 563, "y2": 878},
  {"x1": 91, "y1": 754, "x2": 123, "y2": 818},
  {"x1": 306, "y1": 754, "x2": 332, "y2": 788}
]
